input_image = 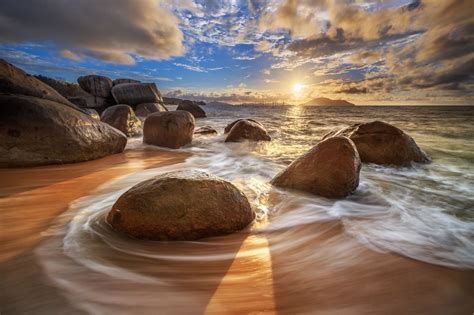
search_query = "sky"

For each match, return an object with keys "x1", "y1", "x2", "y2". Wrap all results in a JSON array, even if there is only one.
[{"x1": 0, "y1": 0, "x2": 472, "y2": 105}]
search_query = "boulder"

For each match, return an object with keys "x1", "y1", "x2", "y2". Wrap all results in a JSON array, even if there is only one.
[
  {"x1": 84, "y1": 108, "x2": 100, "y2": 120},
  {"x1": 68, "y1": 94, "x2": 112, "y2": 110},
  {"x1": 176, "y1": 100, "x2": 206, "y2": 118},
  {"x1": 106, "y1": 170, "x2": 255, "y2": 241},
  {"x1": 77, "y1": 75, "x2": 113, "y2": 98},
  {"x1": 195, "y1": 125, "x2": 218, "y2": 135},
  {"x1": 111, "y1": 83, "x2": 163, "y2": 106},
  {"x1": 143, "y1": 111, "x2": 195, "y2": 149},
  {"x1": 135, "y1": 102, "x2": 168, "y2": 119},
  {"x1": 225, "y1": 119, "x2": 271, "y2": 142},
  {"x1": 322, "y1": 121, "x2": 430, "y2": 166},
  {"x1": 101, "y1": 105, "x2": 142, "y2": 137},
  {"x1": 224, "y1": 119, "x2": 264, "y2": 134},
  {"x1": 113, "y1": 78, "x2": 141, "y2": 86},
  {"x1": 143, "y1": 110, "x2": 194, "y2": 149},
  {"x1": 271, "y1": 137, "x2": 361, "y2": 198},
  {"x1": 0, "y1": 94, "x2": 127, "y2": 167},
  {"x1": 0, "y1": 59, "x2": 78, "y2": 110}
]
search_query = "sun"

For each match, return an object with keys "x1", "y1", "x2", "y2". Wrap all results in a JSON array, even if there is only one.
[{"x1": 293, "y1": 83, "x2": 303, "y2": 94}]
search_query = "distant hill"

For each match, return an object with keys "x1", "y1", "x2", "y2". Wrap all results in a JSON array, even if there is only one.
[{"x1": 301, "y1": 97, "x2": 355, "y2": 107}]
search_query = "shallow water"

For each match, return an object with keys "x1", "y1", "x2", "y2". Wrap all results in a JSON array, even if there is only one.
[{"x1": 2, "y1": 105, "x2": 474, "y2": 314}]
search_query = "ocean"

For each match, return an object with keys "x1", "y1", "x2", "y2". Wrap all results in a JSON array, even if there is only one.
[{"x1": 7, "y1": 104, "x2": 473, "y2": 314}]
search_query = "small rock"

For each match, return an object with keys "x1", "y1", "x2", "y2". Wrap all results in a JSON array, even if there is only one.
[
  {"x1": 195, "y1": 125, "x2": 218, "y2": 135},
  {"x1": 143, "y1": 111, "x2": 195, "y2": 149},
  {"x1": 176, "y1": 100, "x2": 206, "y2": 118},
  {"x1": 225, "y1": 119, "x2": 271, "y2": 142},
  {"x1": 224, "y1": 119, "x2": 263, "y2": 134},
  {"x1": 101, "y1": 105, "x2": 142, "y2": 137}
]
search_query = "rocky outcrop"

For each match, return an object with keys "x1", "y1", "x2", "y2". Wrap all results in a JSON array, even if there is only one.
[
  {"x1": 111, "y1": 83, "x2": 163, "y2": 106},
  {"x1": 143, "y1": 111, "x2": 195, "y2": 149},
  {"x1": 106, "y1": 171, "x2": 255, "y2": 241},
  {"x1": 271, "y1": 137, "x2": 361, "y2": 198},
  {"x1": 322, "y1": 121, "x2": 430, "y2": 166},
  {"x1": 224, "y1": 119, "x2": 264, "y2": 134},
  {"x1": 0, "y1": 59, "x2": 78, "y2": 110},
  {"x1": 0, "y1": 94, "x2": 127, "y2": 167},
  {"x1": 195, "y1": 126, "x2": 218, "y2": 135},
  {"x1": 135, "y1": 102, "x2": 168, "y2": 119},
  {"x1": 101, "y1": 105, "x2": 142, "y2": 137},
  {"x1": 225, "y1": 119, "x2": 271, "y2": 142},
  {"x1": 176, "y1": 100, "x2": 206, "y2": 118},
  {"x1": 77, "y1": 75, "x2": 113, "y2": 98},
  {"x1": 113, "y1": 78, "x2": 141, "y2": 86}
]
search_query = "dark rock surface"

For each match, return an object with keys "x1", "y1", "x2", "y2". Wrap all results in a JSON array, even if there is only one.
[
  {"x1": 77, "y1": 75, "x2": 113, "y2": 98},
  {"x1": 135, "y1": 102, "x2": 168, "y2": 118},
  {"x1": 176, "y1": 100, "x2": 206, "y2": 118},
  {"x1": 111, "y1": 83, "x2": 163, "y2": 106}
]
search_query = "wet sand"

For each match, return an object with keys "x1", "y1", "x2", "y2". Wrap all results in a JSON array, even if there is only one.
[{"x1": 1, "y1": 148, "x2": 473, "y2": 314}]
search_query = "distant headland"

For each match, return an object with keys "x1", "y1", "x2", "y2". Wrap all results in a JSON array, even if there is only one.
[{"x1": 300, "y1": 97, "x2": 355, "y2": 107}]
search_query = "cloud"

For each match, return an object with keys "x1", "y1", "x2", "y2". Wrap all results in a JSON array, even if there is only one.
[
  {"x1": 173, "y1": 63, "x2": 208, "y2": 72},
  {"x1": 265, "y1": 79, "x2": 280, "y2": 84},
  {"x1": 0, "y1": 0, "x2": 184, "y2": 64}
]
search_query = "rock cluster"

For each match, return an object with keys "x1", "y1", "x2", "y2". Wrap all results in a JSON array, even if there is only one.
[{"x1": 101, "y1": 105, "x2": 142, "y2": 137}]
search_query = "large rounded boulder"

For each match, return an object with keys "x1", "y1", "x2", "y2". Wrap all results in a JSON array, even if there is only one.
[
  {"x1": 77, "y1": 75, "x2": 113, "y2": 98},
  {"x1": 106, "y1": 171, "x2": 255, "y2": 241},
  {"x1": 322, "y1": 121, "x2": 430, "y2": 166},
  {"x1": 176, "y1": 100, "x2": 206, "y2": 118},
  {"x1": 0, "y1": 59, "x2": 79, "y2": 110},
  {"x1": 111, "y1": 83, "x2": 163, "y2": 106},
  {"x1": 0, "y1": 94, "x2": 127, "y2": 167},
  {"x1": 135, "y1": 102, "x2": 167, "y2": 119},
  {"x1": 271, "y1": 137, "x2": 361, "y2": 198},
  {"x1": 225, "y1": 119, "x2": 271, "y2": 142},
  {"x1": 143, "y1": 111, "x2": 195, "y2": 149},
  {"x1": 101, "y1": 105, "x2": 142, "y2": 137}
]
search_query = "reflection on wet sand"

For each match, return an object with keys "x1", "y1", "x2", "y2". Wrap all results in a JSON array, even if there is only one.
[{"x1": 1, "y1": 147, "x2": 473, "y2": 314}]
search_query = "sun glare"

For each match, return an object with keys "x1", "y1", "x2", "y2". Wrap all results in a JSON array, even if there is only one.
[{"x1": 293, "y1": 83, "x2": 303, "y2": 94}]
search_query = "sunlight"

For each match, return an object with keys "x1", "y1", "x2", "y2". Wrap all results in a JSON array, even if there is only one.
[{"x1": 293, "y1": 83, "x2": 303, "y2": 94}]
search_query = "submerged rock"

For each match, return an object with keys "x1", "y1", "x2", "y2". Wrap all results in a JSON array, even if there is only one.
[
  {"x1": 77, "y1": 75, "x2": 113, "y2": 98},
  {"x1": 271, "y1": 137, "x2": 361, "y2": 198},
  {"x1": 101, "y1": 105, "x2": 142, "y2": 137},
  {"x1": 143, "y1": 111, "x2": 195, "y2": 149},
  {"x1": 0, "y1": 59, "x2": 79, "y2": 110},
  {"x1": 322, "y1": 121, "x2": 430, "y2": 166},
  {"x1": 106, "y1": 171, "x2": 254, "y2": 241},
  {"x1": 225, "y1": 119, "x2": 271, "y2": 142},
  {"x1": 195, "y1": 125, "x2": 218, "y2": 135},
  {"x1": 0, "y1": 94, "x2": 127, "y2": 167},
  {"x1": 135, "y1": 102, "x2": 168, "y2": 119},
  {"x1": 176, "y1": 100, "x2": 206, "y2": 118},
  {"x1": 224, "y1": 119, "x2": 264, "y2": 134},
  {"x1": 111, "y1": 83, "x2": 163, "y2": 106}
]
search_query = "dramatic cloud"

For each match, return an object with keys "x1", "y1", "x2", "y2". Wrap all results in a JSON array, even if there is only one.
[{"x1": 0, "y1": 0, "x2": 184, "y2": 64}]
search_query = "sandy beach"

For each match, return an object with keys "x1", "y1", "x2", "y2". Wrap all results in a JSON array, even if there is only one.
[{"x1": 1, "y1": 147, "x2": 473, "y2": 315}]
